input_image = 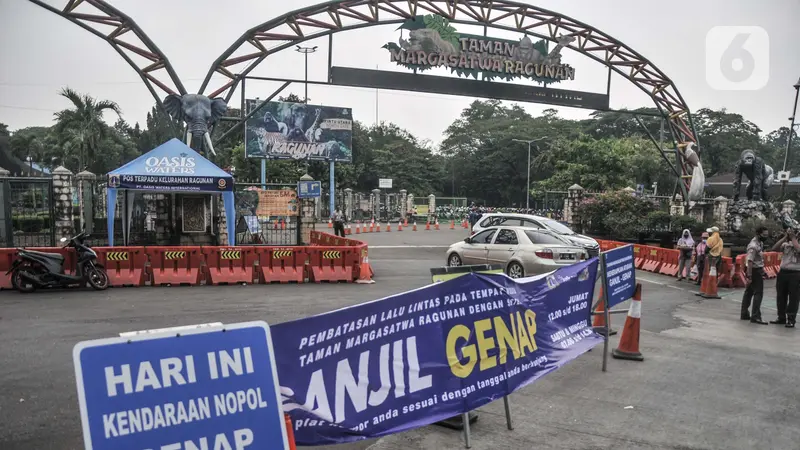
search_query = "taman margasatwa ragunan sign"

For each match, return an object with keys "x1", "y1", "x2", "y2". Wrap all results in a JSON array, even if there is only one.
[{"x1": 383, "y1": 15, "x2": 576, "y2": 84}]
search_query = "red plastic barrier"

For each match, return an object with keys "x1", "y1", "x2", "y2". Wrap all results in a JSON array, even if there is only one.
[
  {"x1": 307, "y1": 247, "x2": 356, "y2": 283},
  {"x1": 256, "y1": 247, "x2": 306, "y2": 284},
  {"x1": 641, "y1": 247, "x2": 660, "y2": 272},
  {"x1": 146, "y1": 246, "x2": 203, "y2": 286},
  {"x1": 633, "y1": 245, "x2": 646, "y2": 269},
  {"x1": 0, "y1": 248, "x2": 18, "y2": 289},
  {"x1": 94, "y1": 247, "x2": 148, "y2": 287},
  {"x1": 717, "y1": 256, "x2": 734, "y2": 288},
  {"x1": 658, "y1": 249, "x2": 679, "y2": 276},
  {"x1": 24, "y1": 247, "x2": 77, "y2": 275},
  {"x1": 203, "y1": 246, "x2": 257, "y2": 285}
]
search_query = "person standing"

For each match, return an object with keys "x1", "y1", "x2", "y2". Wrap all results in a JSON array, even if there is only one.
[
  {"x1": 332, "y1": 209, "x2": 346, "y2": 237},
  {"x1": 741, "y1": 226, "x2": 769, "y2": 325},
  {"x1": 706, "y1": 226, "x2": 724, "y2": 274},
  {"x1": 770, "y1": 227, "x2": 800, "y2": 328},
  {"x1": 676, "y1": 229, "x2": 694, "y2": 281},
  {"x1": 693, "y1": 232, "x2": 709, "y2": 285}
]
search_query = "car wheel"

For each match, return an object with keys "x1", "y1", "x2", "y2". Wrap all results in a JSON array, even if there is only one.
[
  {"x1": 448, "y1": 253, "x2": 462, "y2": 267},
  {"x1": 507, "y1": 262, "x2": 524, "y2": 279}
]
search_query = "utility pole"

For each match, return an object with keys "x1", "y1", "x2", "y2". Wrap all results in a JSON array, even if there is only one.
[
  {"x1": 512, "y1": 137, "x2": 549, "y2": 210},
  {"x1": 780, "y1": 77, "x2": 800, "y2": 198}
]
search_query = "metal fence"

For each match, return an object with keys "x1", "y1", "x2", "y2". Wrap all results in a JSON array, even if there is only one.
[
  {"x1": 234, "y1": 183, "x2": 300, "y2": 245},
  {"x1": 1, "y1": 175, "x2": 55, "y2": 247}
]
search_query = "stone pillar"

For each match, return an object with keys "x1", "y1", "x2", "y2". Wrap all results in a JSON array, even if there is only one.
[
  {"x1": 299, "y1": 174, "x2": 316, "y2": 245},
  {"x1": 428, "y1": 194, "x2": 436, "y2": 224},
  {"x1": 407, "y1": 193, "x2": 414, "y2": 217},
  {"x1": 344, "y1": 188, "x2": 353, "y2": 220},
  {"x1": 713, "y1": 196, "x2": 730, "y2": 229},
  {"x1": 217, "y1": 196, "x2": 228, "y2": 245},
  {"x1": 75, "y1": 170, "x2": 96, "y2": 235},
  {"x1": 399, "y1": 189, "x2": 408, "y2": 221},
  {"x1": 690, "y1": 203, "x2": 705, "y2": 224},
  {"x1": 371, "y1": 189, "x2": 381, "y2": 220},
  {"x1": 670, "y1": 194, "x2": 685, "y2": 217},
  {"x1": 52, "y1": 166, "x2": 75, "y2": 242},
  {"x1": 0, "y1": 167, "x2": 8, "y2": 246},
  {"x1": 782, "y1": 199, "x2": 796, "y2": 217},
  {"x1": 564, "y1": 184, "x2": 584, "y2": 228},
  {"x1": 313, "y1": 196, "x2": 322, "y2": 221}
]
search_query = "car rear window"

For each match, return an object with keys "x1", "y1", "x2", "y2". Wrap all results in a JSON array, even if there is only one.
[{"x1": 525, "y1": 230, "x2": 566, "y2": 245}]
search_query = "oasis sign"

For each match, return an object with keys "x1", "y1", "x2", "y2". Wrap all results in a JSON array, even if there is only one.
[
  {"x1": 383, "y1": 15, "x2": 576, "y2": 84},
  {"x1": 144, "y1": 153, "x2": 197, "y2": 174}
]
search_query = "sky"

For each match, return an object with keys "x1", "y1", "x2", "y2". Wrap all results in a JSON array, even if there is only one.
[{"x1": 1, "y1": 0, "x2": 798, "y2": 147}]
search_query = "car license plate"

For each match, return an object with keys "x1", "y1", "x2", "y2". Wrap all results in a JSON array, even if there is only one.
[{"x1": 560, "y1": 253, "x2": 575, "y2": 260}]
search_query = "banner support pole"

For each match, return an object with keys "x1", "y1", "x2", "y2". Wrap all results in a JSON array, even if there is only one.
[
  {"x1": 462, "y1": 412, "x2": 472, "y2": 448},
  {"x1": 503, "y1": 396, "x2": 513, "y2": 430},
  {"x1": 600, "y1": 253, "x2": 611, "y2": 372}
]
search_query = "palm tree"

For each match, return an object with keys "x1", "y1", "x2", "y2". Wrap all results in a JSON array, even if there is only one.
[{"x1": 53, "y1": 87, "x2": 121, "y2": 172}]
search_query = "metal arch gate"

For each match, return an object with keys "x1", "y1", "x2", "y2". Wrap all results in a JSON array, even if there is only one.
[{"x1": 30, "y1": 0, "x2": 701, "y2": 202}]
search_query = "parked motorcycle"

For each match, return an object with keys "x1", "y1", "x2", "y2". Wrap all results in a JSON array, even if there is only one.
[{"x1": 7, "y1": 232, "x2": 109, "y2": 293}]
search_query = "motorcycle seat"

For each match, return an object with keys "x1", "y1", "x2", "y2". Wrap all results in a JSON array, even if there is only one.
[{"x1": 20, "y1": 250, "x2": 65, "y2": 262}]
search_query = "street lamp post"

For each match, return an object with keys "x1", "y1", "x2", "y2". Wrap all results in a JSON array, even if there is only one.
[
  {"x1": 295, "y1": 45, "x2": 318, "y2": 103},
  {"x1": 512, "y1": 137, "x2": 548, "y2": 210}
]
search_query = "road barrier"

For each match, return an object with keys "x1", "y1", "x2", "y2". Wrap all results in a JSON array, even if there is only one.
[
  {"x1": 257, "y1": 247, "x2": 306, "y2": 283},
  {"x1": 306, "y1": 247, "x2": 356, "y2": 282},
  {"x1": 95, "y1": 247, "x2": 148, "y2": 287},
  {"x1": 202, "y1": 246, "x2": 257, "y2": 285},
  {"x1": 147, "y1": 246, "x2": 204, "y2": 286},
  {"x1": 0, "y1": 248, "x2": 18, "y2": 289}
]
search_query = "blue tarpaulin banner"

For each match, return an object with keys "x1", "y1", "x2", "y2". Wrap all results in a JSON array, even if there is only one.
[
  {"x1": 272, "y1": 259, "x2": 602, "y2": 445},
  {"x1": 602, "y1": 245, "x2": 636, "y2": 308}
]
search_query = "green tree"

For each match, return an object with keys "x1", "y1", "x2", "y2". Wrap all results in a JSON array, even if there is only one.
[
  {"x1": 693, "y1": 108, "x2": 762, "y2": 175},
  {"x1": 53, "y1": 87, "x2": 122, "y2": 172}
]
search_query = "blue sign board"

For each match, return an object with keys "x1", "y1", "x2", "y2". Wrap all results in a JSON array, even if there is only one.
[
  {"x1": 602, "y1": 245, "x2": 636, "y2": 308},
  {"x1": 272, "y1": 259, "x2": 602, "y2": 445},
  {"x1": 73, "y1": 321, "x2": 289, "y2": 450},
  {"x1": 297, "y1": 180, "x2": 321, "y2": 198}
]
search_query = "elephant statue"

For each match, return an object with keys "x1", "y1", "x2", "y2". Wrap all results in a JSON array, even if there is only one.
[{"x1": 163, "y1": 93, "x2": 228, "y2": 155}]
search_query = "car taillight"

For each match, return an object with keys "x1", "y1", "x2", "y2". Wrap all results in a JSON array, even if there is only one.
[
  {"x1": 535, "y1": 249, "x2": 554, "y2": 259},
  {"x1": 580, "y1": 253, "x2": 586, "y2": 260}
]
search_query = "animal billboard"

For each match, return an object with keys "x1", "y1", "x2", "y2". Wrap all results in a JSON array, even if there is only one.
[{"x1": 245, "y1": 100, "x2": 353, "y2": 162}]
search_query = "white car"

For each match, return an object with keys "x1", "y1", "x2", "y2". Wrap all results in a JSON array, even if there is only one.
[
  {"x1": 446, "y1": 226, "x2": 589, "y2": 278},
  {"x1": 473, "y1": 213, "x2": 600, "y2": 257}
]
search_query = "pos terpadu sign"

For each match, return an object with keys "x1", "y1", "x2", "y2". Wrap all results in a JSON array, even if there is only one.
[
  {"x1": 72, "y1": 321, "x2": 289, "y2": 450},
  {"x1": 272, "y1": 259, "x2": 602, "y2": 445}
]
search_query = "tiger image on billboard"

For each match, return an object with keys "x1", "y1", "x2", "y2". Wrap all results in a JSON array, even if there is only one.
[{"x1": 245, "y1": 100, "x2": 353, "y2": 162}]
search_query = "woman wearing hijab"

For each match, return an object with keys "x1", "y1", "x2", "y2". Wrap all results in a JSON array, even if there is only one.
[{"x1": 676, "y1": 229, "x2": 694, "y2": 281}]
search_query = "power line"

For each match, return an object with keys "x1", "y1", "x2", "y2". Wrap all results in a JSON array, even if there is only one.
[{"x1": 0, "y1": 104, "x2": 58, "y2": 112}]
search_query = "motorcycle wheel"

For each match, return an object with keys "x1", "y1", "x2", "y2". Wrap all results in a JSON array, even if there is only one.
[
  {"x1": 12, "y1": 269, "x2": 36, "y2": 293},
  {"x1": 87, "y1": 265, "x2": 109, "y2": 290}
]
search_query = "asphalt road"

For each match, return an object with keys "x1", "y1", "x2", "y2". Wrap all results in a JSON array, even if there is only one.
[{"x1": 1, "y1": 228, "x2": 798, "y2": 449}]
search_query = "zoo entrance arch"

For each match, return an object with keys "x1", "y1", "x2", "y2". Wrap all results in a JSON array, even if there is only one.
[{"x1": 30, "y1": 0, "x2": 701, "y2": 201}]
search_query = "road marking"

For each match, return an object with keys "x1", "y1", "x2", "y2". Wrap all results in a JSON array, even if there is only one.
[
  {"x1": 636, "y1": 273, "x2": 777, "y2": 311},
  {"x1": 369, "y1": 245, "x2": 450, "y2": 249}
]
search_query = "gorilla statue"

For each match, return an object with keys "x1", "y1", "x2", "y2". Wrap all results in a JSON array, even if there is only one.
[{"x1": 733, "y1": 149, "x2": 774, "y2": 202}]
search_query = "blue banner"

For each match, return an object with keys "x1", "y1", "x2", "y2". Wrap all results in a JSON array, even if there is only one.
[
  {"x1": 602, "y1": 245, "x2": 636, "y2": 308},
  {"x1": 73, "y1": 322, "x2": 289, "y2": 450},
  {"x1": 272, "y1": 259, "x2": 602, "y2": 445}
]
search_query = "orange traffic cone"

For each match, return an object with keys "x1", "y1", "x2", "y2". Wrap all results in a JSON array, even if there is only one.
[
  {"x1": 696, "y1": 260, "x2": 721, "y2": 299},
  {"x1": 591, "y1": 286, "x2": 617, "y2": 336},
  {"x1": 369, "y1": 221, "x2": 374, "y2": 233},
  {"x1": 355, "y1": 248, "x2": 375, "y2": 284},
  {"x1": 425, "y1": 221, "x2": 431, "y2": 231},
  {"x1": 462, "y1": 219, "x2": 468, "y2": 229},
  {"x1": 413, "y1": 222, "x2": 418, "y2": 231},
  {"x1": 327, "y1": 219, "x2": 332, "y2": 229},
  {"x1": 355, "y1": 222, "x2": 360, "y2": 234},
  {"x1": 284, "y1": 414, "x2": 297, "y2": 450},
  {"x1": 612, "y1": 284, "x2": 644, "y2": 361},
  {"x1": 450, "y1": 219, "x2": 455, "y2": 230},
  {"x1": 376, "y1": 222, "x2": 381, "y2": 233},
  {"x1": 404, "y1": 218, "x2": 408, "y2": 226},
  {"x1": 398, "y1": 222, "x2": 403, "y2": 231},
  {"x1": 435, "y1": 219, "x2": 440, "y2": 231},
  {"x1": 386, "y1": 223, "x2": 391, "y2": 232},
  {"x1": 345, "y1": 224, "x2": 351, "y2": 235}
]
